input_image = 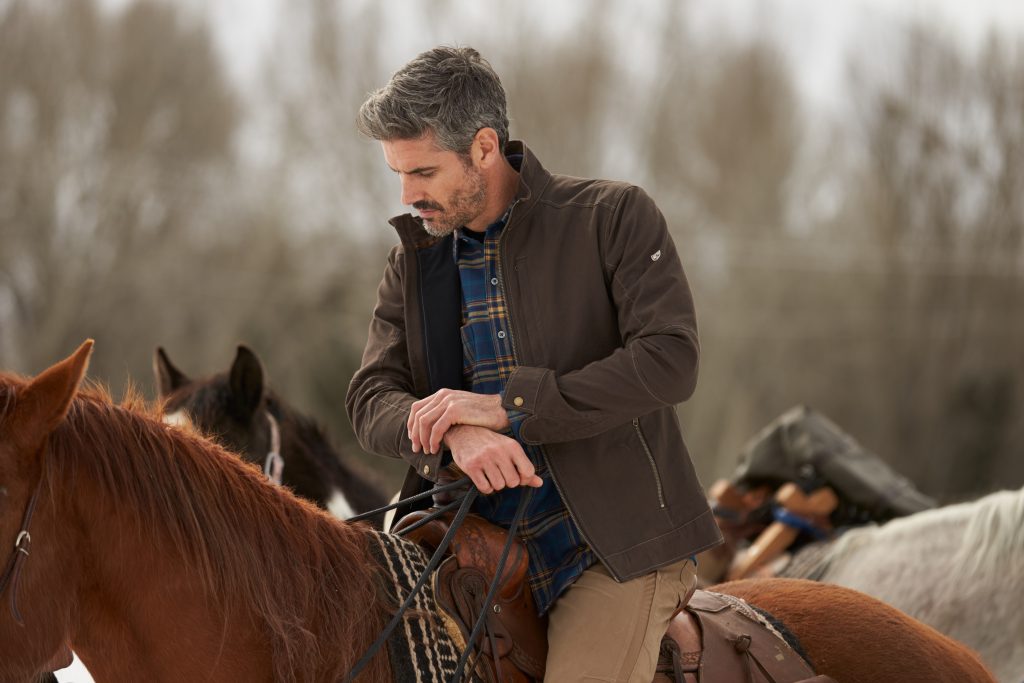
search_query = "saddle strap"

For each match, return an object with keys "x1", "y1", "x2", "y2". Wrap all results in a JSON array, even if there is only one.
[{"x1": 656, "y1": 590, "x2": 837, "y2": 683}]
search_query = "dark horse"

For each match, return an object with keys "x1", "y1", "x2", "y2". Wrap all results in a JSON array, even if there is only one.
[
  {"x1": 1, "y1": 343, "x2": 996, "y2": 683},
  {"x1": 154, "y1": 345, "x2": 389, "y2": 519}
]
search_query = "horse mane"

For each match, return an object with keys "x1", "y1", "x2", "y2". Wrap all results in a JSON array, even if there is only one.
[
  {"x1": 0, "y1": 372, "x2": 387, "y2": 682},
  {"x1": 831, "y1": 487, "x2": 1024, "y2": 583},
  {"x1": 948, "y1": 488, "x2": 1024, "y2": 581}
]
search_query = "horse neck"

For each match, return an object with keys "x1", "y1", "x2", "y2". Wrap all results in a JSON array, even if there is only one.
[
  {"x1": 275, "y1": 403, "x2": 387, "y2": 511},
  {"x1": 53, "y1": 400, "x2": 387, "y2": 682},
  {"x1": 275, "y1": 402, "x2": 338, "y2": 467},
  {"x1": 62, "y1": 442, "x2": 273, "y2": 681}
]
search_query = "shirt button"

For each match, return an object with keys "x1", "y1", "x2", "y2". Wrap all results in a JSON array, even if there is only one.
[
  {"x1": 490, "y1": 277, "x2": 499, "y2": 286},
  {"x1": 423, "y1": 465, "x2": 430, "y2": 475},
  {"x1": 497, "y1": 330, "x2": 506, "y2": 339},
  {"x1": 513, "y1": 397, "x2": 524, "y2": 407}
]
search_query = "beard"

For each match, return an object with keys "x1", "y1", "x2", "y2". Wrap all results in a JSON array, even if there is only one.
[{"x1": 416, "y1": 167, "x2": 487, "y2": 238}]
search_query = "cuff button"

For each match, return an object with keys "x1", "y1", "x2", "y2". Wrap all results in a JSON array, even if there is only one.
[
  {"x1": 423, "y1": 465, "x2": 431, "y2": 475},
  {"x1": 513, "y1": 396, "x2": 524, "y2": 407}
]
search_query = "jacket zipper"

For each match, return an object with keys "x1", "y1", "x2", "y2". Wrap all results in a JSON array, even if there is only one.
[
  {"x1": 496, "y1": 200, "x2": 610, "y2": 573},
  {"x1": 634, "y1": 418, "x2": 667, "y2": 508}
]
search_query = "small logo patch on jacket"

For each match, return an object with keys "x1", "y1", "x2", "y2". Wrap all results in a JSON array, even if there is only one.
[{"x1": 651, "y1": 250, "x2": 662, "y2": 261}]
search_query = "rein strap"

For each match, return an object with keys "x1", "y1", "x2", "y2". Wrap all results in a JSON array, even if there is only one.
[{"x1": 0, "y1": 472, "x2": 44, "y2": 626}]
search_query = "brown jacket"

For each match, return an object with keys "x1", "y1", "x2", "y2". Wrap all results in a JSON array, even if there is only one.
[{"x1": 346, "y1": 141, "x2": 722, "y2": 580}]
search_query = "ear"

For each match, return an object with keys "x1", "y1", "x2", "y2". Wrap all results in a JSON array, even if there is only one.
[
  {"x1": 15, "y1": 340, "x2": 94, "y2": 451},
  {"x1": 228, "y1": 345, "x2": 264, "y2": 420},
  {"x1": 153, "y1": 347, "x2": 191, "y2": 398},
  {"x1": 472, "y1": 128, "x2": 502, "y2": 168}
]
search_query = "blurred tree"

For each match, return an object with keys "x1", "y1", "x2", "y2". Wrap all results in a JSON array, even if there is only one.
[
  {"x1": 2, "y1": 0, "x2": 1020, "y2": 502},
  {"x1": 0, "y1": 0, "x2": 238, "y2": 374}
]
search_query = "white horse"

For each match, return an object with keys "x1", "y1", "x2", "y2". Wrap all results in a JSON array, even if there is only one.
[{"x1": 787, "y1": 486, "x2": 1024, "y2": 683}]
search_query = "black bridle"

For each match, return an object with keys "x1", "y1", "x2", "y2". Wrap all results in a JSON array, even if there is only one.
[{"x1": 0, "y1": 471, "x2": 44, "y2": 626}]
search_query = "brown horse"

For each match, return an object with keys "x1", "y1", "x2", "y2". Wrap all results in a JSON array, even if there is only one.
[
  {"x1": 153, "y1": 345, "x2": 390, "y2": 519},
  {"x1": 0, "y1": 343, "x2": 996, "y2": 683}
]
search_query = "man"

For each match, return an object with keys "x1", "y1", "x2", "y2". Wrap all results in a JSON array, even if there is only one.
[{"x1": 346, "y1": 46, "x2": 722, "y2": 682}]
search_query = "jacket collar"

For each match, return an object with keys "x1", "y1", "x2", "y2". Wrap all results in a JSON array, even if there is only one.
[{"x1": 388, "y1": 140, "x2": 551, "y2": 249}]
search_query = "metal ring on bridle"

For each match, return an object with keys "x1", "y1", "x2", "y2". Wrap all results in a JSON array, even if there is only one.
[{"x1": 14, "y1": 531, "x2": 30, "y2": 555}]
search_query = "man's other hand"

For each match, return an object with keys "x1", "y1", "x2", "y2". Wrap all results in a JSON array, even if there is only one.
[
  {"x1": 408, "y1": 388, "x2": 511, "y2": 454},
  {"x1": 442, "y1": 425, "x2": 543, "y2": 494}
]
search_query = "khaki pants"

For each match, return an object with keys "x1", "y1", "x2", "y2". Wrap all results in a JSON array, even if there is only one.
[{"x1": 544, "y1": 558, "x2": 697, "y2": 682}]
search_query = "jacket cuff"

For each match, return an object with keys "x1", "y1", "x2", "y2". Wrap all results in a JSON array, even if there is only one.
[
  {"x1": 398, "y1": 429, "x2": 444, "y2": 482},
  {"x1": 502, "y1": 366, "x2": 548, "y2": 415}
]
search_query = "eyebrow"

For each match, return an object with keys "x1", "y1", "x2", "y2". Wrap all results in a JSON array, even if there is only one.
[{"x1": 387, "y1": 164, "x2": 438, "y2": 176}]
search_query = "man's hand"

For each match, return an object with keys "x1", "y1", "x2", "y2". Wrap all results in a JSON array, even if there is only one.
[
  {"x1": 407, "y1": 388, "x2": 511, "y2": 454},
  {"x1": 443, "y1": 425, "x2": 543, "y2": 494}
]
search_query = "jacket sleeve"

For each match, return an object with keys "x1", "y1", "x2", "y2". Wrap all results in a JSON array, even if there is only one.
[
  {"x1": 345, "y1": 246, "x2": 445, "y2": 481},
  {"x1": 502, "y1": 185, "x2": 699, "y2": 445}
]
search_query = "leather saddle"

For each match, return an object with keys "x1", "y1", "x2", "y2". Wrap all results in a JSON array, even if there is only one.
[
  {"x1": 394, "y1": 510, "x2": 546, "y2": 683},
  {"x1": 656, "y1": 591, "x2": 836, "y2": 683},
  {"x1": 394, "y1": 509, "x2": 836, "y2": 683}
]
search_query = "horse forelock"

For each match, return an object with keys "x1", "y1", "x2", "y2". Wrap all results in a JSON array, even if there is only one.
[{"x1": 2, "y1": 376, "x2": 388, "y2": 682}]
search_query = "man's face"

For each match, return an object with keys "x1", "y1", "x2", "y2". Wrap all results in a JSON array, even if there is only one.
[{"x1": 382, "y1": 133, "x2": 487, "y2": 237}]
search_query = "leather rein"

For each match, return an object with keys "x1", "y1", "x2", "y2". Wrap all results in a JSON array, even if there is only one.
[{"x1": 0, "y1": 468, "x2": 44, "y2": 626}]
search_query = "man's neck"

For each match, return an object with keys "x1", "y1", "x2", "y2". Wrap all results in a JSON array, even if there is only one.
[{"x1": 466, "y1": 156, "x2": 520, "y2": 232}]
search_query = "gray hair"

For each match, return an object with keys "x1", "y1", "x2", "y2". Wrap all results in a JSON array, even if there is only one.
[{"x1": 357, "y1": 46, "x2": 509, "y2": 155}]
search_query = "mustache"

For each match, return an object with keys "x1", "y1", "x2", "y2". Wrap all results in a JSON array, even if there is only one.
[{"x1": 413, "y1": 201, "x2": 443, "y2": 212}]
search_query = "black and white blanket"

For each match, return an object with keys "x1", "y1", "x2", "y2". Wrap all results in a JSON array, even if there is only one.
[{"x1": 367, "y1": 531, "x2": 483, "y2": 683}]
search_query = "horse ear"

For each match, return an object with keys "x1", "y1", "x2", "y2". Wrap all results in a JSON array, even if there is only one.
[
  {"x1": 228, "y1": 345, "x2": 264, "y2": 420},
  {"x1": 153, "y1": 347, "x2": 190, "y2": 398},
  {"x1": 16, "y1": 340, "x2": 94, "y2": 450}
]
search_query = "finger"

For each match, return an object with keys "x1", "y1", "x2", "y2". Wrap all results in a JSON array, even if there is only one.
[
  {"x1": 407, "y1": 394, "x2": 443, "y2": 447},
  {"x1": 409, "y1": 405, "x2": 432, "y2": 454},
  {"x1": 407, "y1": 396, "x2": 428, "y2": 435},
  {"x1": 428, "y1": 409, "x2": 455, "y2": 455},
  {"x1": 507, "y1": 448, "x2": 543, "y2": 488},
  {"x1": 469, "y1": 468, "x2": 493, "y2": 495},
  {"x1": 407, "y1": 401, "x2": 426, "y2": 452},
  {"x1": 482, "y1": 462, "x2": 508, "y2": 492},
  {"x1": 416, "y1": 404, "x2": 448, "y2": 454},
  {"x1": 493, "y1": 453, "x2": 521, "y2": 489}
]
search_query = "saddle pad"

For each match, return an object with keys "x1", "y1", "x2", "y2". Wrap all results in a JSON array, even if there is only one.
[{"x1": 368, "y1": 531, "x2": 481, "y2": 683}]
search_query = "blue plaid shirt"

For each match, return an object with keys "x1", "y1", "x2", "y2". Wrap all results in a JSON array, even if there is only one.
[{"x1": 454, "y1": 201, "x2": 594, "y2": 615}]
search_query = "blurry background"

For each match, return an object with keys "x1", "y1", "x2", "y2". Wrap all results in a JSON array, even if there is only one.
[{"x1": 3, "y1": 0, "x2": 1023, "y2": 510}]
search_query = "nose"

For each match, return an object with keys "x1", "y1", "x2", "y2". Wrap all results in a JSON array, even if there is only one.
[{"x1": 400, "y1": 175, "x2": 423, "y2": 207}]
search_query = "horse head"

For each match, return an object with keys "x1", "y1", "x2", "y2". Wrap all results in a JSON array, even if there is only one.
[
  {"x1": 153, "y1": 345, "x2": 390, "y2": 517},
  {"x1": 0, "y1": 341, "x2": 92, "y2": 681},
  {"x1": 154, "y1": 345, "x2": 273, "y2": 474}
]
